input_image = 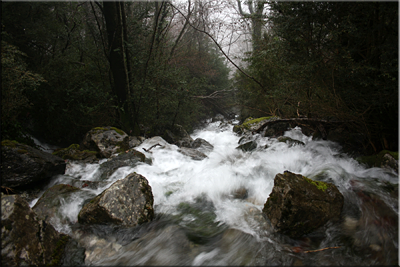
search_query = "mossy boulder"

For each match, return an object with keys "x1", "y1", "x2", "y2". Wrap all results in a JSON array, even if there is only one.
[
  {"x1": 78, "y1": 172, "x2": 154, "y2": 226},
  {"x1": 81, "y1": 126, "x2": 129, "y2": 158},
  {"x1": 263, "y1": 171, "x2": 344, "y2": 238},
  {"x1": 233, "y1": 116, "x2": 280, "y2": 135},
  {"x1": 1, "y1": 194, "x2": 69, "y2": 266},
  {"x1": 52, "y1": 143, "x2": 99, "y2": 163},
  {"x1": 1, "y1": 140, "x2": 66, "y2": 188}
]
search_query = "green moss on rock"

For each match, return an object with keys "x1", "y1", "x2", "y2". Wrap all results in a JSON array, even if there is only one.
[
  {"x1": 1, "y1": 140, "x2": 19, "y2": 148},
  {"x1": 47, "y1": 234, "x2": 69, "y2": 266},
  {"x1": 303, "y1": 176, "x2": 329, "y2": 192}
]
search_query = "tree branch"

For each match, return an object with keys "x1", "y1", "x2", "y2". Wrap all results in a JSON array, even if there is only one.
[{"x1": 170, "y1": 3, "x2": 266, "y2": 92}]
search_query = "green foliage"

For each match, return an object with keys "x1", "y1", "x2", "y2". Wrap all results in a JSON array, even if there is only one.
[
  {"x1": 1, "y1": 38, "x2": 45, "y2": 145},
  {"x1": 2, "y1": 1, "x2": 232, "y2": 145},
  {"x1": 235, "y1": 2, "x2": 398, "y2": 153}
]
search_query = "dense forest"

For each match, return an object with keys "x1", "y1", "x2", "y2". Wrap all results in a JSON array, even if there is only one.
[{"x1": 2, "y1": 1, "x2": 398, "y2": 155}]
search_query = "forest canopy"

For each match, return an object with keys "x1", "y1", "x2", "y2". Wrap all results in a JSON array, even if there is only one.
[{"x1": 1, "y1": 1, "x2": 398, "y2": 154}]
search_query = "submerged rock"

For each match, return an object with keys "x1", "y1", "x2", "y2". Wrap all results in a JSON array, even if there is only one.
[
  {"x1": 178, "y1": 147, "x2": 208, "y2": 161},
  {"x1": 1, "y1": 194, "x2": 69, "y2": 266},
  {"x1": 33, "y1": 184, "x2": 82, "y2": 226},
  {"x1": 78, "y1": 172, "x2": 154, "y2": 226},
  {"x1": 263, "y1": 171, "x2": 344, "y2": 238},
  {"x1": 81, "y1": 126, "x2": 129, "y2": 158},
  {"x1": 1, "y1": 140, "x2": 66, "y2": 188},
  {"x1": 190, "y1": 138, "x2": 214, "y2": 153},
  {"x1": 98, "y1": 149, "x2": 149, "y2": 180},
  {"x1": 277, "y1": 136, "x2": 305, "y2": 147},
  {"x1": 236, "y1": 140, "x2": 258, "y2": 152}
]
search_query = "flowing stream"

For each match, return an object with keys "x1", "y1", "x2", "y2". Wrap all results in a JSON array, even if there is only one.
[{"x1": 30, "y1": 119, "x2": 398, "y2": 266}]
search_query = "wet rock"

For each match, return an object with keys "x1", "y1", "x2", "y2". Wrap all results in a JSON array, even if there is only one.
[
  {"x1": 236, "y1": 140, "x2": 258, "y2": 152},
  {"x1": 90, "y1": 224, "x2": 194, "y2": 266},
  {"x1": 163, "y1": 124, "x2": 193, "y2": 147},
  {"x1": 1, "y1": 194, "x2": 70, "y2": 266},
  {"x1": 98, "y1": 149, "x2": 149, "y2": 180},
  {"x1": 191, "y1": 138, "x2": 214, "y2": 152},
  {"x1": 263, "y1": 171, "x2": 344, "y2": 238},
  {"x1": 81, "y1": 126, "x2": 129, "y2": 158},
  {"x1": 231, "y1": 187, "x2": 248, "y2": 199},
  {"x1": 178, "y1": 147, "x2": 208, "y2": 161},
  {"x1": 1, "y1": 140, "x2": 66, "y2": 188},
  {"x1": 233, "y1": 116, "x2": 280, "y2": 135},
  {"x1": 262, "y1": 122, "x2": 291, "y2": 138},
  {"x1": 78, "y1": 172, "x2": 154, "y2": 226},
  {"x1": 277, "y1": 136, "x2": 305, "y2": 147},
  {"x1": 212, "y1": 114, "x2": 225, "y2": 122},
  {"x1": 216, "y1": 228, "x2": 261, "y2": 265},
  {"x1": 32, "y1": 184, "x2": 83, "y2": 226},
  {"x1": 356, "y1": 150, "x2": 399, "y2": 174},
  {"x1": 128, "y1": 136, "x2": 145, "y2": 149},
  {"x1": 381, "y1": 153, "x2": 398, "y2": 173},
  {"x1": 173, "y1": 195, "x2": 227, "y2": 244},
  {"x1": 52, "y1": 143, "x2": 99, "y2": 163}
]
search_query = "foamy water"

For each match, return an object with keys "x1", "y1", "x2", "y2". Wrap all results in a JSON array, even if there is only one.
[{"x1": 29, "y1": 120, "x2": 398, "y2": 265}]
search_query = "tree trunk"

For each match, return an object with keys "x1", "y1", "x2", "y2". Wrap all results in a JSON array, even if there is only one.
[{"x1": 103, "y1": 2, "x2": 135, "y2": 131}]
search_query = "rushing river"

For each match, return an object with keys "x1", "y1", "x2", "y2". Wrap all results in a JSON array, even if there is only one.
[{"x1": 30, "y1": 119, "x2": 398, "y2": 266}]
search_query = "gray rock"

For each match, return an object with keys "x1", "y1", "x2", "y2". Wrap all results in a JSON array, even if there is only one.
[
  {"x1": 98, "y1": 149, "x2": 149, "y2": 180},
  {"x1": 236, "y1": 141, "x2": 258, "y2": 152},
  {"x1": 1, "y1": 140, "x2": 66, "y2": 188},
  {"x1": 277, "y1": 136, "x2": 305, "y2": 147},
  {"x1": 1, "y1": 194, "x2": 70, "y2": 266},
  {"x1": 178, "y1": 147, "x2": 208, "y2": 161},
  {"x1": 81, "y1": 126, "x2": 129, "y2": 158},
  {"x1": 263, "y1": 171, "x2": 344, "y2": 238},
  {"x1": 381, "y1": 153, "x2": 398, "y2": 173},
  {"x1": 191, "y1": 138, "x2": 214, "y2": 152},
  {"x1": 33, "y1": 184, "x2": 83, "y2": 226},
  {"x1": 163, "y1": 124, "x2": 193, "y2": 147},
  {"x1": 128, "y1": 136, "x2": 145, "y2": 149},
  {"x1": 78, "y1": 172, "x2": 154, "y2": 226}
]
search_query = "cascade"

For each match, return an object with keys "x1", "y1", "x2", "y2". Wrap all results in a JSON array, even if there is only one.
[{"x1": 28, "y1": 119, "x2": 399, "y2": 265}]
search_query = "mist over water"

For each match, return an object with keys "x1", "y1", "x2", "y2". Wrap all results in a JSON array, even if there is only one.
[{"x1": 30, "y1": 119, "x2": 398, "y2": 265}]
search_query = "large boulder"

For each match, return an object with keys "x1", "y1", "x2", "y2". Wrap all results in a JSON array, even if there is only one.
[
  {"x1": 98, "y1": 149, "x2": 149, "y2": 180},
  {"x1": 81, "y1": 126, "x2": 129, "y2": 158},
  {"x1": 263, "y1": 171, "x2": 344, "y2": 238},
  {"x1": 1, "y1": 194, "x2": 70, "y2": 266},
  {"x1": 78, "y1": 172, "x2": 154, "y2": 226},
  {"x1": 1, "y1": 140, "x2": 66, "y2": 188}
]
